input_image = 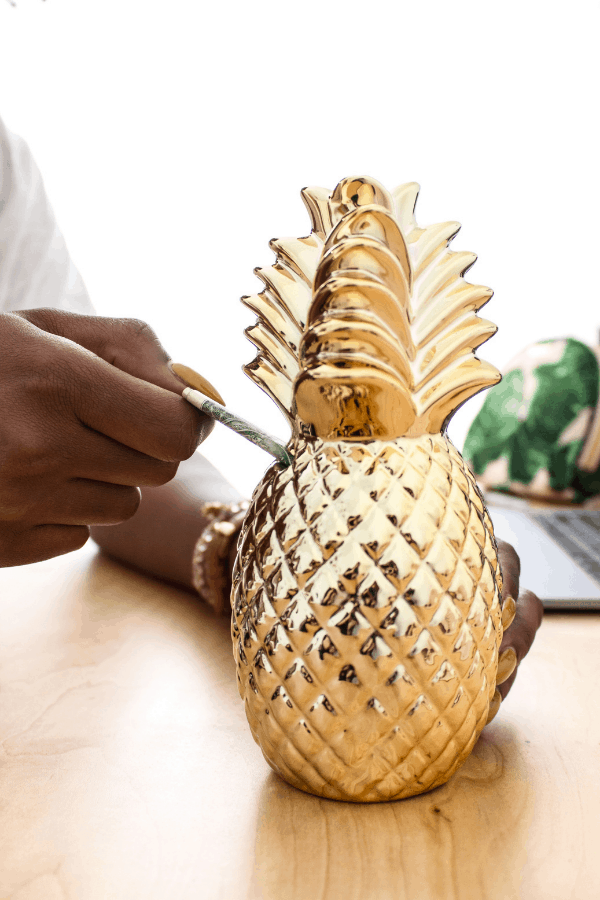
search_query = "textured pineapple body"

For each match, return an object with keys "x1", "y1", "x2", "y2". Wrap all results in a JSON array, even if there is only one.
[{"x1": 232, "y1": 433, "x2": 503, "y2": 802}]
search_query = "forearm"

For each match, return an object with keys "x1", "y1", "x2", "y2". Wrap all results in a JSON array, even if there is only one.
[{"x1": 90, "y1": 452, "x2": 244, "y2": 591}]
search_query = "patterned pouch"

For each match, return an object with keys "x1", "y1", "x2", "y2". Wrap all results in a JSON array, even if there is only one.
[{"x1": 463, "y1": 337, "x2": 600, "y2": 503}]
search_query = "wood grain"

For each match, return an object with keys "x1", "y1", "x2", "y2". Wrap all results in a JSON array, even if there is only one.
[{"x1": 0, "y1": 546, "x2": 598, "y2": 899}]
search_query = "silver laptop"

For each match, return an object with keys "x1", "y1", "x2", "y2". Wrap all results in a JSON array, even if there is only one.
[{"x1": 488, "y1": 503, "x2": 600, "y2": 610}]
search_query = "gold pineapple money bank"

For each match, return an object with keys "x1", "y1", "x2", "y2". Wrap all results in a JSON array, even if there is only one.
[{"x1": 232, "y1": 176, "x2": 509, "y2": 802}]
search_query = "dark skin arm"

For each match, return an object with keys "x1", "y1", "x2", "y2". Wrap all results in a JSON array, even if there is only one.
[
  {"x1": 495, "y1": 538, "x2": 544, "y2": 700},
  {"x1": 91, "y1": 451, "x2": 243, "y2": 590}
]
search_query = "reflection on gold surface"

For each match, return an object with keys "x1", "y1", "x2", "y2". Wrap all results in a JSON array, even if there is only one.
[
  {"x1": 233, "y1": 434, "x2": 502, "y2": 801},
  {"x1": 235, "y1": 177, "x2": 504, "y2": 801}
]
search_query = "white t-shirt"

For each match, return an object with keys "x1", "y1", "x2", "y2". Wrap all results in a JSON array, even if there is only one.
[{"x1": 0, "y1": 117, "x2": 93, "y2": 315}]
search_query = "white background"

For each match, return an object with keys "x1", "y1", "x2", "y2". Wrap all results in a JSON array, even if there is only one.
[{"x1": 0, "y1": 0, "x2": 598, "y2": 497}]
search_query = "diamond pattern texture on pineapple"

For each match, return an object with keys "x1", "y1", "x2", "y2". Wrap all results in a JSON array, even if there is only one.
[{"x1": 232, "y1": 433, "x2": 502, "y2": 802}]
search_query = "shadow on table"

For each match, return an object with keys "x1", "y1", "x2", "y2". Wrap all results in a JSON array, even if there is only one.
[{"x1": 251, "y1": 723, "x2": 533, "y2": 900}]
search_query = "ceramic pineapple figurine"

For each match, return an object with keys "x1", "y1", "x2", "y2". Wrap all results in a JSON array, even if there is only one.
[{"x1": 232, "y1": 176, "x2": 507, "y2": 802}]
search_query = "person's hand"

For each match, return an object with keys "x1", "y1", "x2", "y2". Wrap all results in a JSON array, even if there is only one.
[
  {"x1": 0, "y1": 308, "x2": 213, "y2": 567},
  {"x1": 487, "y1": 538, "x2": 544, "y2": 722}
]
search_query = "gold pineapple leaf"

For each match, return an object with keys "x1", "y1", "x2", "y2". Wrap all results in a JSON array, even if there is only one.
[
  {"x1": 295, "y1": 195, "x2": 417, "y2": 440},
  {"x1": 243, "y1": 177, "x2": 500, "y2": 438},
  {"x1": 243, "y1": 177, "x2": 403, "y2": 427},
  {"x1": 393, "y1": 183, "x2": 501, "y2": 435},
  {"x1": 242, "y1": 234, "x2": 323, "y2": 424}
]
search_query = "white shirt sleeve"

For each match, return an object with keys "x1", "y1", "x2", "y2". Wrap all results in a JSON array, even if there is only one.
[{"x1": 0, "y1": 117, "x2": 94, "y2": 315}]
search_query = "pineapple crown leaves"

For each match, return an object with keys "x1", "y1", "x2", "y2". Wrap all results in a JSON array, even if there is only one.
[{"x1": 243, "y1": 176, "x2": 500, "y2": 440}]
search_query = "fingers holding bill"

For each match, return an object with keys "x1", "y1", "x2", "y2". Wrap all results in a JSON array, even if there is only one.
[
  {"x1": 486, "y1": 538, "x2": 543, "y2": 724},
  {"x1": 496, "y1": 538, "x2": 520, "y2": 611},
  {"x1": 491, "y1": 539, "x2": 543, "y2": 705},
  {"x1": 497, "y1": 588, "x2": 544, "y2": 700}
]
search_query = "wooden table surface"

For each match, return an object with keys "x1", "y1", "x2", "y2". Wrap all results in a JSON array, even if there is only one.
[{"x1": 0, "y1": 544, "x2": 599, "y2": 900}]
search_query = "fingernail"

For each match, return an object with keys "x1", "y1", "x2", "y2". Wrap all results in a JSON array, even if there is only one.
[
  {"x1": 501, "y1": 595, "x2": 517, "y2": 631},
  {"x1": 486, "y1": 689, "x2": 502, "y2": 725},
  {"x1": 496, "y1": 647, "x2": 518, "y2": 685},
  {"x1": 169, "y1": 363, "x2": 226, "y2": 405}
]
